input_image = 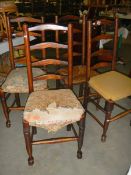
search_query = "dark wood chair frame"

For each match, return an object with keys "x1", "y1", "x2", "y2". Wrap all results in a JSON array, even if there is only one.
[
  {"x1": 22, "y1": 22, "x2": 87, "y2": 165},
  {"x1": 0, "y1": 16, "x2": 43, "y2": 127},
  {"x1": 85, "y1": 17, "x2": 131, "y2": 142}
]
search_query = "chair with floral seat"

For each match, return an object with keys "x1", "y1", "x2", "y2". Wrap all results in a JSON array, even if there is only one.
[
  {"x1": 86, "y1": 18, "x2": 131, "y2": 142},
  {"x1": 56, "y1": 15, "x2": 100, "y2": 102},
  {"x1": 22, "y1": 22, "x2": 86, "y2": 165},
  {"x1": 0, "y1": 15, "x2": 47, "y2": 127},
  {"x1": 55, "y1": 15, "x2": 88, "y2": 99}
]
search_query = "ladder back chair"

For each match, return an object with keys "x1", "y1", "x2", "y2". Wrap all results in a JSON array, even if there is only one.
[
  {"x1": 56, "y1": 15, "x2": 99, "y2": 102},
  {"x1": 55, "y1": 15, "x2": 90, "y2": 99},
  {"x1": 56, "y1": 15, "x2": 86, "y2": 65},
  {"x1": 9, "y1": 16, "x2": 44, "y2": 64},
  {"x1": 0, "y1": 1, "x2": 18, "y2": 33},
  {"x1": 0, "y1": 16, "x2": 46, "y2": 127},
  {"x1": 91, "y1": 17, "x2": 118, "y2": 63},
  {"x1": 22, "y1": 22, "x2": 86, "y2": 165},
  {"x1": 86, "y1": 18, "x2": 131, "y2": 142}
]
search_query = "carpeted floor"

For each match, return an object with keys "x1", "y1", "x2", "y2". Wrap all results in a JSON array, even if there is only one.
[{"x1": 0, "y1": 33, "x2": 131, "y2": 175}]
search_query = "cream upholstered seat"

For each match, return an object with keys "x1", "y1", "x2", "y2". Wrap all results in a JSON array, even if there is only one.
[
  {"x1": 24, "y1": 89, "x2": 84, "y2": 132},
  {"x1": 2, "y1": 67, "x2": 47, "y2": 93},
  {"x1": 89, "y1": 71, "x2": 131, "y2": 101}
]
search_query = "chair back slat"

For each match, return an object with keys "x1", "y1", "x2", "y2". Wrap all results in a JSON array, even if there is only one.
[
  {"x1": 33, "y1": 74, "x2": 65, "y2": 81},
  {"x1": 10, "y1": 16, "x2": 43, "y2": 31},
  {"x1": 92, "y1": 33, "x2": 113, "y2": 42},
  {"x1": 32, "y1": 59, "x2": 68, "y2": 67},
  {"x1": 29, "y1": 24, "x2": 68, "y2": 32},
  {"x1": 30, "y1": 42, "x2": 68, "y2": 50}
]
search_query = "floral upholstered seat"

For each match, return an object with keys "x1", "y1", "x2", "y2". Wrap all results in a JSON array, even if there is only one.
[
  {"x1": 57, "y1": 65, "x2": 98, "y2": 84},
  {"x1": 2, "y1": 67, "x2": 47, "y2": 93},
  {"x1": 24, "y1": 89, "x2": 85, "y2": 132}
]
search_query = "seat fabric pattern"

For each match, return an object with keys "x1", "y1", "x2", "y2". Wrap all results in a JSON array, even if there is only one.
[
  {"x1": 24, "y1": 89, "x2": 84, "y2": 132},
  {"x1": 58, "y1": 65, "x2": 99, "y2": 84},
  {"x1": 89, "y1": 71, "x2": 131, "y2": 101},
  {"x1": 2, "y1": 67, "x2": 47, "y2": 93}
]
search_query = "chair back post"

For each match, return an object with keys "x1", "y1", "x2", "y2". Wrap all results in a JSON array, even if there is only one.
[
  {"x1": 6, "y1": 15, "x2": 15, "y2": 69},
  {"x1": 68, "y1": 23, "x2": 73, "y2": 89},
  {"x1": 50, "y1": 16, "x2": 60, "y2": 59},
  {"x1": 41, "y1": 16, "x2": 46, "y2": 59},
  {"x1": 55, "y1": 16, "x2": 59, "y2": 24},
  {"x1": 112, "y1": 16, "x2": 118, "y2": 71},
  {"x1": 55, "y1": 16, "x2": 60, "y2": 60},
  {"x1": 23, "y1": 23, "x2": 34, "y2": 93},
  {"x1": 82, "y1": 15, "x2": 86, "y2": 65},
  {"x1": 86, "y1": 20, "x2": 92, "y2": 81}
]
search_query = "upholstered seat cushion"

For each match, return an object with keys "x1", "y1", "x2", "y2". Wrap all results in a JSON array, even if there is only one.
[
  {"x1": 89, "y1": 71, "x2": 131, "y2": 101},
  {"x1": 57, "y1": 65, "x2": 98, "y2": 84},
  {"x1": 24, "y1": 89, "x2": 85, "y2": 132},
  {"x1": 2, "y1": 67, "x2": 47, "y2": 93}
]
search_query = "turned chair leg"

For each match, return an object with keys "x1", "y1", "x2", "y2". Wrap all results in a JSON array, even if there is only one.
[
  {"x1": 56, "y1": 79, "x2": 61, "y2": 89},
  {"x1": 77, "y1": 114, "x2": 86, "y2": 159},
  {"x1": 96, "y1": 94, "x2": 100, "y2": 110},
  {"x1": 32, "y1": 126, "x2": 37, "y2": 135},
  {"x1": 79, "y1": 84, "x2": 84, "y2": 98},
  {"x1": 83, "y1": 85, "x2": 90, "y2": 109},
  {"x1": 0, "y1": 92, "x2": 11, "y2": 127},
  {"x1": 15, "y1": 93, "x2": 21, "y2": 107},
  {"x1": 67, "y1": 124, "x2": 72, "y2": 131},
  {"x1": 101, "y1": 101, "x2": 114, "y2": 142},
  {"x1": 23, "y1": 120, "x2": 34, "y2": 166}
]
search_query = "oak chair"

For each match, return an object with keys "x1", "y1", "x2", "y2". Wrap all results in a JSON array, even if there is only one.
[
  {"x1": 0, "y1": 16, "x2": 46, "y2": 127},
  {"x1": 56, "y1": 14, "x2": 86, "y2": 65},
  {"x1": 55, "y1": 15, "x2": 89, "y2": 97},
  {"x1": 9, "y1": 16, "x2": 44, "y2": 65},
  {"x1": 56, "y1": 15, "x2": 99, "y2": 102},
  {"x1": 0, "y1": 1, "x2": 18, "y2": 33},
  {"x1": 22, "y1": 22, "x2": 86, "y2": 165},
  {"x1": 86, "y1": 18, "x2": 131, "y2": 142}
]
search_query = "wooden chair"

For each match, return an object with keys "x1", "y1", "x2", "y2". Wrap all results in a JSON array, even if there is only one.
[
  {"x1": 57, "y1": 15, "x2": 86, "y2": 65},
  {"x1": 56, "y1": 15, "x2": 99, "y2": 102},
  {"x1": 86, "y1": 17, "x2": 131, "y2": 142},
  {"x1": 9, "y1": 16, "x2": 44, "y2": 65},
  {"x1": 0, "y1": 18, "x2": 4, "y2": 32},
  {"x1": 22, "y1": 22, "x2": 86, "y2": 165},
  {"x1": 55, "y1": 15, "x2": 89, "y2": 98},
  {"x1": 0, "y1": 16, "x2": 46, "y2": 127},
  {"x1": 91, "y1": 18, "x2": 119, "y2": 63},
  {"x1": 0, "y1": 1, "x2": 18, "y2": 33}
]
